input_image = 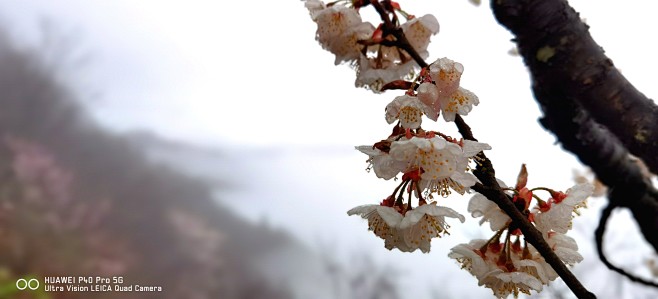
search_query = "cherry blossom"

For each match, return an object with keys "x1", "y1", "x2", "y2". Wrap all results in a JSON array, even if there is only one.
[
  {"x1": 481, "y1": 269, "x2": 544, "y2": 298},
  {"x1": 468, "y1": 193, "x2": 511, "y2": 231},
  {"x1": 417, "y1": 82, "x2": 441, "y2": 120},
  {"x1": 401, "y1": 14, "x2": 440, "y2": 59},
  {"x1": 534, "y1": 183, "x2": 593, "y2": 234},
  {"x1": 347, "y1": 204, "x2": 403, "y2": 240},
  {"x1": 305, "y1": 1, "x2": 446, "y2": 92},
  {"x1": 304, "y1": 0, "x2": 325, "y2": 20},
  {"x1": 384, "y1": 94, "x2": 434, "y2": 129},
  {"x1": 449, "y1": 239, "x2": 547, "y2": 298},
  {"x1": 349, "y1": 201, "x2": 465, "y2": 253},
  {"x1": 543, "y1": 232, "x2": 583, "y2": 266},
  {"x1": 303, "y1": 2, "x2": 598, "y2": 297},
  {"x1": 449, "y1": 240, "x2": 492, "y2": 279},
  {"x1": 430, "y1": 57, "x2": 463, "y2": 94},
  {"x1": 306, "y1": 2, "x2": 374, "y2": 65},
  {"x1": 398, "y1": 203, "x2": 465, "y2": 253},
  {"x1": 355, "y1": 54, "x2": 417, "y2": 91},
  {"x1": 452, "y1": 165, "x2": 593, "y2": 297},
  {"x1": 417, "y1": 57, "x2": 480, "y2": 121},
  {"x1": 389, "y1": 136, "x2": 488, "y2": 195},
  {"x1": 358, "y1": 135, "x2": 489, "y2": 192},
  {"x1": 355, "y1": 145, "x2": 405, "y2": 180}
]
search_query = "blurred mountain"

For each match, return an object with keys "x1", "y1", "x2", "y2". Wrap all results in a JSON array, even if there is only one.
[
  {"x1": 0, "y1": 27, "x2": 295, "y2": 299},
  {"x1": 0, "y1": 24, "x2": 402, "y2": 299}
]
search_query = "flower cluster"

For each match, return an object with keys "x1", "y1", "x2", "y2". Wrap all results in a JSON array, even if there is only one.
[
  {"x1": 304, "y1": 0, "x2": 439, "y2": 92},
  {"x1": 349, "y1": 58, "x2": 489, "y2": 252},
  {"x1": 357, "y1": 134, "x2": 489, "y2": 195},
  {"x1": 348, "y1": 200, "x2": 464, "y2": 253},
  {"x1": 384, "y1": 57, "x2": 480, "y2": 129},
  {"x1": 351, "y1": 132, "x2": 486, "y2": 249},
  {"x1": 304, "y1": 2, "x2": 594, "y2": 298},
  {"x1": 450, "y1": 165, "x2": 593, "y2": 298},
  {"x1": 322, "y1": 1, "x2": 490, "y2": 255},
  {"x1": 417, "y1": 58, "x2": 479, "y2": 122}
]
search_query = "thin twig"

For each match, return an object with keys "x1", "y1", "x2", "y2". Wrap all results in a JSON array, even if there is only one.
[
  {"x1": 368, "y1": 0, "x2": 595, "y2": 296},
  {"x1": 369, "y1": 0, "x2": 428, "y2": 68},
  {"x1": 596, "y1": 203, "x2": 658, "y2": 287},
  {"x1": 456, "y1": 116, "x2": 596, "y2": 299}
]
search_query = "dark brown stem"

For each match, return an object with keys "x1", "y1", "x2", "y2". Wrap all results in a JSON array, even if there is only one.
[
  {"x1": 455, "y1": 116, "x2": 596, "y2": 299},
  {"x1": 366, "y1": 2, "x2": 596, "y2": 297},
  {"x1": 596, "y1": 204, "x2": 658, "y2": 287},
  {"x1": 369, "y1": 0, "x2": 428, "y2": 68}
]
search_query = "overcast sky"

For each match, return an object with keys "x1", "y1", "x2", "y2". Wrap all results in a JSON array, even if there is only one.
[{"x1": 1, "y1": 1, "x2": 657, "y2": 298}]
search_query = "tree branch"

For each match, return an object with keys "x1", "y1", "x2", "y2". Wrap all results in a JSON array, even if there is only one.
[
  {"x1": 596, "y1": 204, "x2": 658, "y2": 287},
  {"x1": 490, "y1": 0, "x2": 658, "y2": 176},
  {"x1": 456, "y1": 116, "x2": 596, "y2": 299},
  {"x1": 368, "y1": 2, "x2": 596, "y2": 296},
  {"x1": 532, "y1": 80, "x2": 658, "y2": 253},
  {"x1": 490, "y1": 0, "x2": 658, "y2": 286},
  {"x1": 369, "y1": 0, "x2": 429, "y2": 68},
  {"x1": 491, "y1": 0, "x2": 658, "y2": 253}
]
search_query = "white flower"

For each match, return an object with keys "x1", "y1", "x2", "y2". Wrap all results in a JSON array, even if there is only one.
[
  {"x1": 351, "y1": 15, "x2": 440, "y2": 93},
  {"x1": 401, "y1": 14, "x2": 440, "y2": 59},
  {"x1": 440, "y1": 87, "x2": 479, "y2": 122},
  {"x1": 480, "y1": 269, "x2": 544, "y2": 298},
  {"x1": 389, "y1": 136, "x2": 488, "y2": 195},
  {"x1": 389, "y1": 136, "x2": 458, "y2": 178},
  {"x1": 384, "y1": 95, "x2": 433, "y2": 129},
  {"x1": 384, "y1": 230, "x2": 414, "y2": 252},
  {"x1": 355, "y1": 56, "x2": 415, "y2": 92},
  {"x1": 545, "y1": 232, "x2": 583, "y2": 266},
  {"x1": 430, "y1": 57, "x2": 463, "y2": 95},
  {"x1": 468, "y1": 193, "x2": 511, "y2": 231},
  {"x1": 450, "y1": 237, "x2": 562, "y2": 297},
  {"x1": 515, "y1": 258, "x2": 552, "y2": 285},
  {"x1": 534, "y1": 183, "x2": 593, "y2": 234},
  {"x1": 426, "y1": 58, "x2": 479, "y2": 122},
  {"x1": 355, "y1": 145, "x2": 405, "y2": 180},
  {"x1": 333, "y1": 22, "x2": 375, "y2": 64},
  {"x1": 313, "y1": 5, "x2": 361, "y2": 45},
  {"x1": 450, "y1": 239, "x2": 552, "y2": 297},
  {"x1": 347, "y1": 203, "x2": 464, "y2": 253},
  {"x1": 417, "y1": 148, "x2": 479, "y2": 196},
  {"x1": 417, "y1": 82, "x2": 440, "y2": 121},
  {"x1": 398, "y1": 203, "x2": 465, "y2": 253},
  {"x1": 347, "y1": 204, "x2": 402, "y2": 240},
  {"x1": 461, "y1": 139, "x2": 493, "y2": 157},
  {"x1": 449, "y1": 240, "x2": 492, "y2": 279},
  {"x1": 304, "y1": 0, "x2": 325, "y2": 20},
  {"x1": 311, "y1": 4, "x2": 373, "y2": 65}
]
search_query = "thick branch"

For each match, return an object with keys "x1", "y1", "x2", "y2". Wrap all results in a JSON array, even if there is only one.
[
  {"x1": 491, "y1": 0, "x2": 658, "y2": 254},
  {"x1": 491, "y1": 0, "x2": 658, "y2": 176},
  {"x1": 534, "y1": 82, "x2": 658, "y2": 253}
]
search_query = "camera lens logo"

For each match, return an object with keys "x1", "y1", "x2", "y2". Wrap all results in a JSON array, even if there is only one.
[{"x1": 16, "y1": 278, "x2": 39, "y2": 291}]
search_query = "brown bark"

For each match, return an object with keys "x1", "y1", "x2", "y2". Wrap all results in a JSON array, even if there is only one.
[
  {"x1": 491, "y1": 0, "x2": 658, "y2": 175},
  {"x1": 491, "y1": 0, "x2": 658, "y2": 253}
]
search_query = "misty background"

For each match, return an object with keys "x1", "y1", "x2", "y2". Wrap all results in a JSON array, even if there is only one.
[{"x1": 0, "y1": 0, "x2": 656, "y2": 298}]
